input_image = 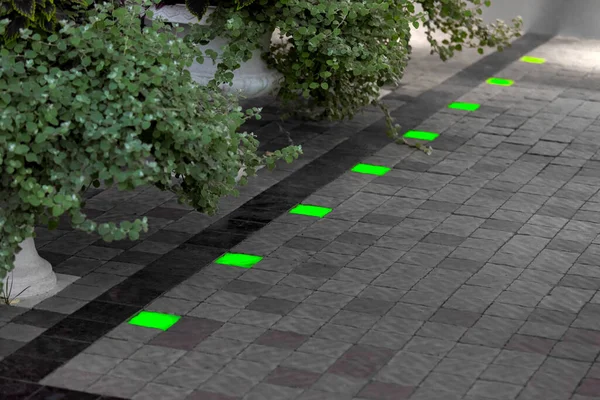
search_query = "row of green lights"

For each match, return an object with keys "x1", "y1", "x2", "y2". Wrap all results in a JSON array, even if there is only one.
[{"x1": 128, "y1": 53, "x2": 549, "y2": 332}]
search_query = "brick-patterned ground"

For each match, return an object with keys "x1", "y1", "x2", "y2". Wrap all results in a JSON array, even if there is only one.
[{"x1": 4, "y1": 32, "x2": 600, "y2": 400}]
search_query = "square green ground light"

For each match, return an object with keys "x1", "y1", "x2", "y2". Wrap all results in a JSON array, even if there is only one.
[
  {"x1": 521, "y1": 56, "x2": 546, "y2": 64},
  {"x1": 351, "y1": 163, "x2": 390, "y2": 176},
  {"x1": 448, "y1": 102, "x2": 480, "y2": 112},
  {"x1": 486, "y1": 77, "x2": 514, "y2": 86},
  {"x1": 215, "y1": 252, "x2": 263, "y2": 268},
  {"x1": 289, "y1": 204, "x2": 332, "y2": 218},
  {"x1": 403, "y1": 130, "x2": 439, "y2": 141},
  {"x1": 128, "y1": 311, "x2": 180, "y2": 331}
]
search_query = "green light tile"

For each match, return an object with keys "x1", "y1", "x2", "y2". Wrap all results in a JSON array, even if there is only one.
[
  {"x1": 351, "y1": 163, "x2": 391, "y2": 176},
  {"x1": 215, "y1": 252, "x2": 263, "y2": 268},
  {"x1": 289, "y1": 204, "x2": 332, "y2": 218},
  {"x1": 521, "y1": 56, "x2": 546, "y2": 64},
  {"x1": 128, "y1": 311, "x2": 180, "y2": 331},
  {"x1": 486, "y1": 77, "x2": 514, "y2": 87},
  {"x1": 403, "y1": 130, "x2": 439, "y2": 141},
  {"x1": 448, "y1": 102, "x2": 481, "y2": 112}
]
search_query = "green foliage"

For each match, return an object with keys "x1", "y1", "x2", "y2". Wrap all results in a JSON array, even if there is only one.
[
  {"x1": 0, "y1": 0, "x2": 300, "y2": 288},
  {"x1": 0, "y1": 0, "x2": 88, "y2": 43},
  {"x1": 187, "y1": 0, "x2": 522, "y2": 133},
  {"x1": 0, "y1": 0, "x2": 58, "y2": 41},
  {"x1": 416, "y1": 0, "x2": 523, "y2": 60}
]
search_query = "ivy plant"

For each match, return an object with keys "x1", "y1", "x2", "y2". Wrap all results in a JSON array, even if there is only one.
[
  {"x1": 187, "y1": 0, "x2": 522, "y2": 151},
  {"x1": 0, "y1": 0, "x2": 301, "y2": 290}
]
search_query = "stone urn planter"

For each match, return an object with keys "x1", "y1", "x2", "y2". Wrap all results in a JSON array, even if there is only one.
[
  {"x1": 148, "y1": 5, "x2": 282, "y2": 98},
  {"x1": 2, "y1": 238, "x2": 56, "y2": 301}
]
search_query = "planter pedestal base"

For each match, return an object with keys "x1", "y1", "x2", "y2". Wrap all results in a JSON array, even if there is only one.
[{"x1": 4, "y1": 238, "x2": 57, "y2": 299}]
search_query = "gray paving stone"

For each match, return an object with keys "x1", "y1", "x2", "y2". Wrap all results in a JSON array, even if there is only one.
[
  {"x1": 87, "y1": 375, "x2": 147, "y2": 398},
  {"x1": 199, "y1": 373, "x2": 256, "y2": 397},
  {"x1": 153, "y1": 366, "x2": 213, "y2": 389},
  {"x1": 0, "y1": 323, "x2": 45, "y2": 342},
  {"x1": 132, "y1": 383, "x2": 192, "y2": 400},
  {"x1": 40, "y1": 366, "x2": 102, "y2": 391},
  {"x1": 13, "y1": 37, "x2": 600, "y2": 400}
]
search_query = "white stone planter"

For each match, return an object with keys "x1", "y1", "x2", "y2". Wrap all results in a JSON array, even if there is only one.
[
  {"x1": 2, "y1": 238, "x2": 56, "y2": 300},
  {"x1": 148, "y1": 5, "x2": 282, "y2": 98}
]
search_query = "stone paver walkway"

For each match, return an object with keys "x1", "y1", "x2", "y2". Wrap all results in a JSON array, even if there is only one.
[{"x1": 4, "y1": 31, "x2": 600, "y2": 400}]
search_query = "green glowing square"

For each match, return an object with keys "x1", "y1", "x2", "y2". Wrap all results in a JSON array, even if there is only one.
[
  {"x1": 403, "y1": 130, "x2": 439, "y2": 141},
  {"x1": 215, "y1": 252, "x2": 263, "y2": 268},
  {"x1": 448, "y1": 102, "x2": 481, "y2": 112},
  {"x1": 486, "y1": 77, "x2": 514, "y2": 86},
  {"x1": 521, "y1": 56, "x2": 546, "y2": 64},
  {"x1": 351, "y1": 163, "x2": 391, "y2": 176},
  {"x1": 289, "y1": 204, "x2": 332, "y2": 218},
  {"x1": 128, "y1": 311, "x2": 180, "y2": 331}
]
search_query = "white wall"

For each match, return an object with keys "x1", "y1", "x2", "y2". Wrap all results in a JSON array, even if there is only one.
[{"x1": 482, "y1": 0, "x2": 600, "y2": 39}]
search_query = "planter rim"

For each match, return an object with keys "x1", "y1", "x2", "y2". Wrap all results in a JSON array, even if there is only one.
[{"x1": 148, "y1": 4, "x2": 215, "y2": 25}]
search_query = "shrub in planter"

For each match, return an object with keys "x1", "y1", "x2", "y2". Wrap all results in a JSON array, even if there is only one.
[
  {"x1": 187, "y1": 0, "x2": 522, "y2": 150},
  {"x1": 0, "y1": 0, "x2": 300, "y2": 290}
]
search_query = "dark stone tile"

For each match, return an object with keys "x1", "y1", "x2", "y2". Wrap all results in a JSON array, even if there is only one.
[
  {"x1": 145, "y1": 207, "x2": 191, "y2": 220},
  {"x1": 505, "y1": 334, "x2": 556, "y2": 355},
  {"x1": 358, "y1": 381, "x2": 415, "y2": 400},
  {"x1": 328, "y1": 344, "x2": 394, "y2": 379},
  {"x1": 422, "y1": 233, "x2": 466, "y2": 247},
  {"x1": 42, "y1": 317, "x2": 113, "y2": 343},
  {"x1": 187, "y1": 230, "x2": 247, "y2": 249},
  {"x1": 437, "y1": 258, "x2": 483, "y2": 273},
  {"x1": 15, "y1": 335, "x2": 90, "y2": 362},
  {"x1": 146, "y1": 230, "x2": 194, "y2": 245},
  {"x1": 92, "y1": 238, "x2": 137, "y2": 251},
  {"x1": 528, "y1": 308, "x2": 576, "y2": 326},
  {"x1": 210, "y1": 218, "x2": 267, "y2": 235},
  {"x1": 12, "y1": 310, "x2": 65, "y2": 329},
  {"x1": 395, "y1": 160, "x2": 431, "y2": 172},
  {"x1": 70, "y1": 301, "x2": 139, "y2": 325},
  {"x1": 29, "y1": 386, "x2": 100, "y2": 399},
  {"x1": 293, "y1": 263, "x2": 341, "y2": 279},
  {"x1": 265, "y1": 366, "x2": 320, "y2": 388},
  {"x1": 170, "y1": 317, "x2": 224, "y2": 336},
  {"x1": 229, "y1": 207, "x2": 287, "y2": 224},
  {"x1": 255, "y1": 330, "x2": 308, "y2": 349},
  {"x1": 53, "y1": 257, "x2": 104, "y2": 276},
  {"x1": 96, "y1": 281, "x2": 164, "y2": 307},
  {"x1": 284, "y1": 237, "x2": 329, "y2": 252},
  {"x1": 343, "y1": 298, "x2": 394, "y2": 316},
  {"x1": 247, "y1": 297, "x2": 299, "y2": 315},
  {"x1": 336, "y1": 232, "x2": 379, "y2": 246},
  {"x1": 36, "y1": 251, "x2": 71, "y2": 268},
  {"x1": 430, "y1": 308, "x2": 481, "y2": 328},
  {"x1": 110, "y1": 251, "x2": 162, "y2": 265},
  {"x1": 149, "y1": 330, "x2": 205, "y2": 351},
  {"x1": 0, "y1": 339, "x2": 24, "y2": 358},
  {"x1": 0, "y1": 354, "x2": 62, "y2": 381},
  {"x1": 0, "y1": 378, "x2": 41, "y2": 399},
  {"x1": 577, "y1": 378, "x2": 600, "y2": 396},
  {"x1": 223, "y1": 280, "x2": 272, "y2": 297},
  {"x1": 360, "y1": 213, "x2": 405, "y2": 226},
  {"x1": 186, "y1": 390, "x2": 240, "y2": 400},
  {"x1": 546, "y1": 238, "x2": 588, "y2": 253},
  {"x1": 559, "y1": 274, "x2": 600, "y2": 290},
  {"x1": 562, "y1": 328, "x2": 600, "y2": 346},
  {"x1": 480, "y1": 219, "x2": 523, "y2": 232}
]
